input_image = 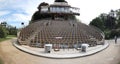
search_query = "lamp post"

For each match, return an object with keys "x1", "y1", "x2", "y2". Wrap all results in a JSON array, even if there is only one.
[{"x1": 21, "y1": 22, "x2": 24, "y2": 28}]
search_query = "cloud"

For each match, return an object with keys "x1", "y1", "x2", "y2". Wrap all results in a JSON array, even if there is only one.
[
  {"x1": 0, "y1": 11, "x2": 10, "y2": 16},
  {"x1": 0, "y1": 0, "x2": 119, "y2": 28},
  {"x1": 67, "y1": 0, "x2": 120, "y2": 24},
  {"x1": 0, "y1": 13, "x2": 29, "y2": 22},
  {"x1": 0, "y1": 0, "x2": 33, "y2": 27},
  {"x1": 0, "y1": 0, "x2": 52, "y2": 28}
]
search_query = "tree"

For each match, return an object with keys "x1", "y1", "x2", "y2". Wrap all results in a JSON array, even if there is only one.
[
  {"x1": 7, "y1": 26, "x2": 18, "y2": 35},
  {"x1": 37, "y1": 2, "x2": 49, "y2": 11},
  {"x1": 1, "y1": 21, "x2": 7, "y2": 27},
  {"x1": 105, "y1": 15, "x2": 116, "y2": 29},
  {"x1": 90, "y1": 17, "x2": 104, "y2": 31},
  {"x1": 55, "y1": 0, "x2": 65, "y2": 2},
  {"x1": 0, "y1": 25, "x2": 8, "y2": 38},
  {"x1": 117, "y1": 20, "x2": 120, "y2": 28},
  {"x1": 0, "y1": 22, "x2": 18, "y2": 38},
  {"x1": 30, "y1": 11, "x2": 52, "y2": 23},
  {"x1": 116, "y1": 12, "x2": 120, "y2": 28},
  {"x1": 89, "y1": 9, "x2": 120, "y2": 39}
]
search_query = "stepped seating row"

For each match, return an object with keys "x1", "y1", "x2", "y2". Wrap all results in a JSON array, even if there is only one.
[
  {"x1": 18, "y1": 20, "x2": 104, "y2": 48},
  {"x1": 18, "y1": 20, "x2": 49, "y2": 43},
  {"x1": 28, "y1": 20, "x2": 103, "y2": 48}
]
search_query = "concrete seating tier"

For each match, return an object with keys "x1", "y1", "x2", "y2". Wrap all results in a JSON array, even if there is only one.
[{"x1": 18, "y1": 20, "x2": 104, "y2": 49}]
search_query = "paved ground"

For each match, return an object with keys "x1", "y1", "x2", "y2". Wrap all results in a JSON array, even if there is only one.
[
  {"x1": 0, "y1": 38, "x2": 120, "y2": 64},
  {"x1": 14, "y1": 41, "x2": 109, "y2": 58}
]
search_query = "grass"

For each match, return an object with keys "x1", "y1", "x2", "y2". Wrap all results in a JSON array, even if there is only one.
[
  {"x1": 0, "y1": 38, "x2": 11, "y2": 42},
  {"x1": 0, "y1": 58, "x2": 3, "y2": 64},
  {"x1": 0, "y1": 35, "x2": 16, "y2": 42},
  {"x1": 7, "y1": 35, "x2": 16, "y2": 38},
  {"x1": 118, "y1": 62, "x2": 120, "y2": 64}
]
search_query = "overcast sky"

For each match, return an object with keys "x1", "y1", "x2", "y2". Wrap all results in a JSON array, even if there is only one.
[{"x1": 0, "y1": 0, "x2": 120, "y2": 28}]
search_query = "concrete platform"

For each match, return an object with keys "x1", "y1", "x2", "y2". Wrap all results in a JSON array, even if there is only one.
[{"x1": 13, "y1": 41, "x2": 109, "y2": 59}]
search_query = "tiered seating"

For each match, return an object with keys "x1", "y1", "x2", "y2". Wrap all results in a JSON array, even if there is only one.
[
  {"x1": 18, "y1": 20, "x2": 48, "y2": 44},
  {"x1": 18, "y1": 19, "x2": 104, "y2": 48}
]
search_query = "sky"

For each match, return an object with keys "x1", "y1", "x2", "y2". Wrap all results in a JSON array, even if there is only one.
[{"x1": 0, "y1": 0, "x2": 120, "y2": 28}]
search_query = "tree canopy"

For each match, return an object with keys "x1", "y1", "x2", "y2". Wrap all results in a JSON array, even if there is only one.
[
  {"x1": 0, "y1": 25, "x2": 8, "y2": 38},
  {"x1": 90, "y1": 17, "x2": 104, "y2": 31},
  {"x1": 55, "y1": 0, "x2": 66, "y2": 2},
  {"x1": 37, "y1": 2, "x2": 49, "y2": 11},
  {"x1": 0, "y1": 22, "x2": 18, "y2": 38},
  {"x1": 89, "y1": 9, "x2": 120, "y2": 39}
]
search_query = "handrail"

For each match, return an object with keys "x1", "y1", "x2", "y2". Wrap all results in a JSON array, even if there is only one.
[{"x1": 89, "y1": 25, "x2": 105, "y2": 39}]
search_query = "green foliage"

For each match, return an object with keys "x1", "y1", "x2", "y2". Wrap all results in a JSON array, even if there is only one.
[
  {"x1": 7, "y1": 35, "x2": 16, "y2": 38},
  {"x1": 1, "y1": 22, "x2": 7, "y2": 27},
  {"x1": 104, "y1": 30, "x2": 110, "y2": 39},
  {"x1": 0, "y1": 58, "x2": 3, "y2": 64},
  {"x1": 118, "y1": 61, "x2": 120, "y2": 64},
  {"x1": 105, "y1": 29, "x2": 119, "y2": 39},
  {"x1": 0, "y1": 38, "x2": 11, "y2": 42},
  {"x1": 90, "y1": 17, "x2": 104, "y2": 31},
  {"x1": 0, "y1": 35, "x2": 16, "y2": 42},
  {"x1": 55, "y1": 0, "x2": 65, "y2": 2},
  {"x1": 116, "y1": 17, "x2": 120, "y2": 28},
  {"x1": 105, "y1": 16, "x2": 116, "y2": 29},
  {"x1": 37, "y1": 2, "x2": 49, "y2": 11},
  {"x1": 30, "y1": 11, "x2": 52, "y2": 23},
  {"x1": 89, "y1": 9, "x2": 120, "y2": 39},
  {"x1": 0, "y1": 22, "x2": 18, "y2": 38},
  {"x1": 7, "y1": 26, "x2": 18, "y2": 36},
  {"x1": 0, "y1": 25, "x2": 9, "y2": 38}
]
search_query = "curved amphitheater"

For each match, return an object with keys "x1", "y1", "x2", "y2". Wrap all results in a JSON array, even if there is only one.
[
  {"x1": 18, "y1": 0, "x2": 105, "y2": 49},
  {"x1": 16, "y1": 0, "x2": 107, "y2": 58},
  {"x1": 18, "y1": 20, "x2": 104, "y2": 48}
]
